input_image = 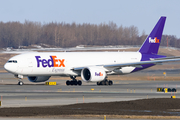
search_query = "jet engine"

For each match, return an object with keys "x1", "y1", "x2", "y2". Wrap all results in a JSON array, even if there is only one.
[
  {"x1": 28, "y1": 76, "x2": 51, "y2": 82},
  {"x1": 81, "y1": 67, "x2": 106, "y2": 82}
]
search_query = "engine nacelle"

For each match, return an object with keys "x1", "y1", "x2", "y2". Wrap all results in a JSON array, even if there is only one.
[
  {"x1": 28, "y1": 76, "x2": 51, "y2": 82},
  {"x1": 81, "y1": 67, "x2": 106, "y2": 82}
]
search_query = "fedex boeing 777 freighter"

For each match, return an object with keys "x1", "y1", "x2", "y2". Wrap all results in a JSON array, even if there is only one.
[{"x1": 4, "y1": 16, "x2": 180, "y2": 86}]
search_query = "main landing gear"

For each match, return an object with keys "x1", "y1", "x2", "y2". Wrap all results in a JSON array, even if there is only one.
[
  {"x1": 97, "y1": 79, "x2": 113, "y2": 86},
  {"x1": 66, "y1": 76, "x2": 82, "y2": 86}
]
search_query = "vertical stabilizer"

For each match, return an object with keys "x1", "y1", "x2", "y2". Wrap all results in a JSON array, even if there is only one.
[{"x1": 139, "y1": 16, "x2": 166, "y2": 54}]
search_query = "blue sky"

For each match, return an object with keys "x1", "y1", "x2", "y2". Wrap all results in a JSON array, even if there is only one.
[{"x1": 0, "y1": 0, "x2": 180, "y2": 38}]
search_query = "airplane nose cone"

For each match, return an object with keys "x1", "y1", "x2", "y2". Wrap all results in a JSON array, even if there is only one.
[
  {"x1": 4, "y1": 63, "x2": 14, "y2": 73},
  {"x1": 4, "y1": 63, "x2": 9, "y2": 71}
]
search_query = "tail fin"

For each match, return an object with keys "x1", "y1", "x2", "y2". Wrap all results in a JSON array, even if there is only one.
[{"x1": 138, "y1": 16, "x2": 166, "y2": 54}]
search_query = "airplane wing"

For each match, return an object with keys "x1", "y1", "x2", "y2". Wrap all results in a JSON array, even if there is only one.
[
  {"x1": 73, "y1": 56, "x2": 180, "y2": 71},
  {"x1": 104, "y1": 57, "x2": 180, "y2": 69}
]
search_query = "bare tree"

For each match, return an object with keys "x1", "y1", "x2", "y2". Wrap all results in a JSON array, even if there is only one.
[{"x1": 0, "y1": 20, "x2": 179, "y2": 49}]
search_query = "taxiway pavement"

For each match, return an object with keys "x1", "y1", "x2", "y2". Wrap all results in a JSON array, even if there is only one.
[{"x1": 0, "y1": 73, "x2": 179, "y2": 108}]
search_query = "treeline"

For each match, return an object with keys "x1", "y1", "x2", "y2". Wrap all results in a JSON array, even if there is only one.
[{"x1": 0, "y1": 21, "x2": 179, "y2": 48}]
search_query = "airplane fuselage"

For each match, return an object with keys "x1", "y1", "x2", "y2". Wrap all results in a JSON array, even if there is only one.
[{"x1": 5, "y1": 52, "x2": 143, "y2": 77}]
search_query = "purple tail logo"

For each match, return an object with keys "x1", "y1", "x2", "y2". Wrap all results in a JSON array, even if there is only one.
[{"x1": 149, "y1": 37, "x2": 159, "y2": 43}]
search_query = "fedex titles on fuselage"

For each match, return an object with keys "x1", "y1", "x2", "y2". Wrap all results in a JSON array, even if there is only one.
[
  {"x1": 35, "y1": 56, "x2": 104, "y2": 76},
  {"x1": 149, "y1": 37, "x2": 159, "y2": 43},
  {"x1": 35, "y1": 56, "x2": 65, "y2": 68}
]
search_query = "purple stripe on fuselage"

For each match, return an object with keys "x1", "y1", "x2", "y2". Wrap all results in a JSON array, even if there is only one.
[{"x1": 131, "y1": 53, "x2": 166, "y2": 73}]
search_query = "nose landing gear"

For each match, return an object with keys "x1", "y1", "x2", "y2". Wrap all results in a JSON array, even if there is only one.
[
  {"x1": 18, "y1": 81, "x2": 24, "y2": 86},
  {"x1": 66, "y1": 76, "x2": 82, "y2": 86},
  {"x1": 16, "y1": 74, "x2": 24, "y2": 86}
]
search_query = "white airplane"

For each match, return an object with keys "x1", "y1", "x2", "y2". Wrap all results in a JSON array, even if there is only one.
[{"x1": 4, "y1": 16, "x2": 180, "y2": 86}]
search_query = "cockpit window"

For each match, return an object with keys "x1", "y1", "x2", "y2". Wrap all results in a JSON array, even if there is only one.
[
  {"x1": 7, "y1": 60, "x2": 17, "y2": 63},
  {"x1": 7, "y1": 60, "x2": 13, "y2": 63},
  {"x1": 13, "y1": 60, "x2": 17, "y2": 63}
]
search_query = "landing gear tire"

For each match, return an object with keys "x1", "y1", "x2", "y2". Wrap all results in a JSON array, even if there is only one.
[
  {"x1": 97, "y1": 82, "x2": 101, "y2": 85},
  {"x1": 105, "y1": 81, "x2": 109, "y2": 85},
  {"x1": 108, "y1": 80, "x2": 113, "y2": 85},
  {"x1": 74, "y1": 81, "x2": 77, "y2": 85},
  {"x1": 67, "y1": 80, "x2": 82, "y2": 86},
  {"x1": 18, "y1": 81, "x2": 24, "y2": 86},
  {"x1": 66, "y1": 80, "x2": 70, "y2": 86},
  {"x1": 77, "y1": 80, "x2": 82, "y2": 85},
  {"x1": 101, "y1": 81, "x2": 105, "y2": 85},
  {"x1": 70, "y1": 81, "x2": 74, "y2": 86},
  {"x1": 97, "y1": 80, "x2": 113, "y2": 86},
  {"x1": 66, "y1": 76, "x2": 82, "y2": 86}
]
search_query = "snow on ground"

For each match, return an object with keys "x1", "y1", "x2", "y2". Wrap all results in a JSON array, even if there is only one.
[{"x1": 1, "y1": 45, "x2": 135, "y2": 54}]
